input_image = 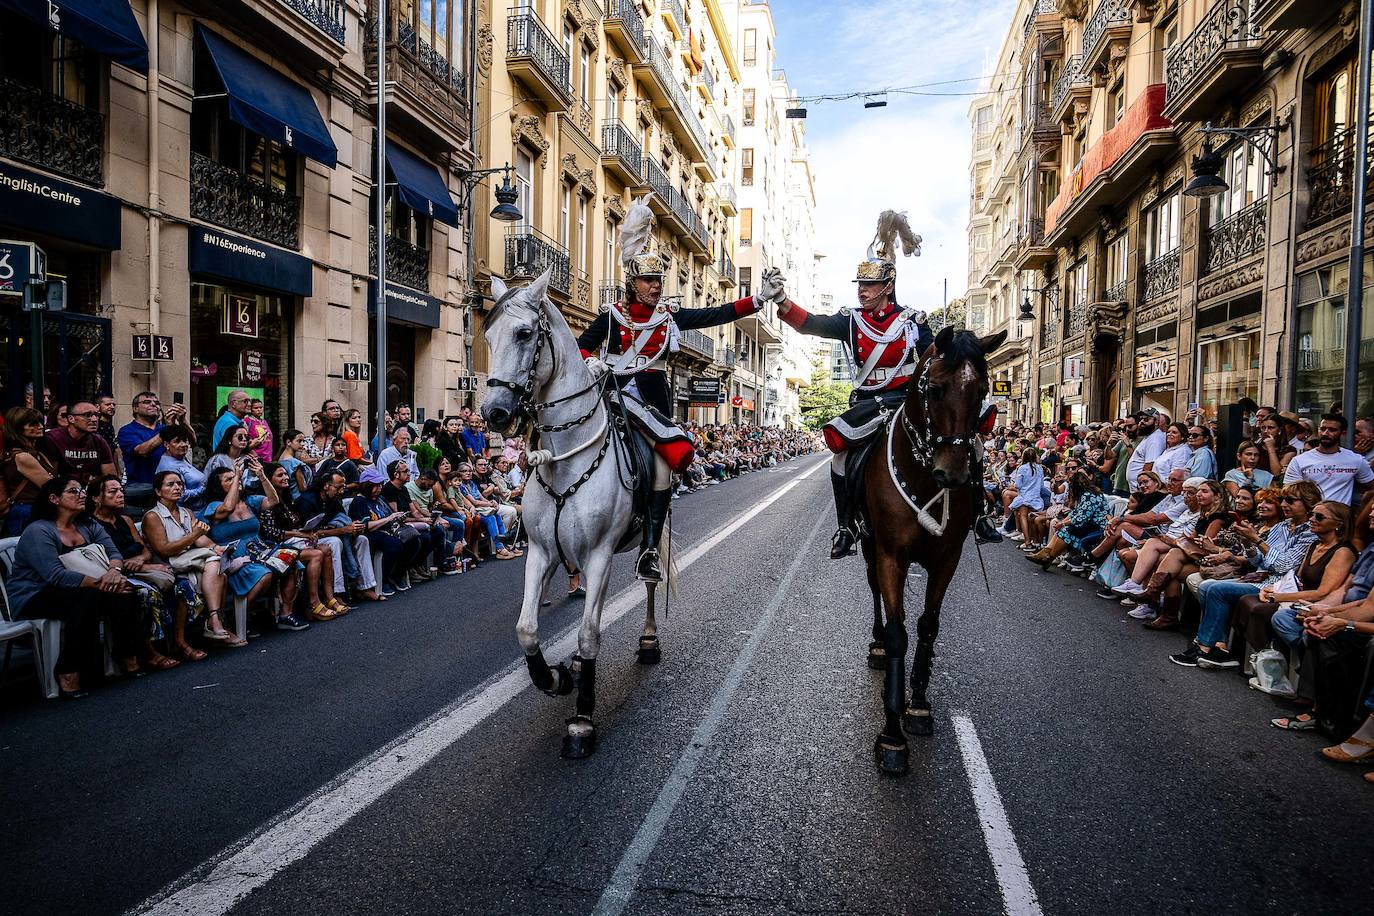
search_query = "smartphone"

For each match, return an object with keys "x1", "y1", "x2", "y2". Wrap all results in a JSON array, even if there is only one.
[
  {"x1": 1233, "y1": 511, "x2": 1244, "y2": 522},
  {"x1": 173, "y1": 391, "x2": 184, "y2": 405}
]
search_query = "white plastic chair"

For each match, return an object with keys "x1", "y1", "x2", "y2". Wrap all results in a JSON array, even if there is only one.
[{"x1": 0, "y1": 536, "x2": 62, "y2": 699}]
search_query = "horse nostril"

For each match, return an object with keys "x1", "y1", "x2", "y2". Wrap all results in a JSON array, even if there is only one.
[{"x1": 487, "y1": 408, "x2": 509, "y2": 428}]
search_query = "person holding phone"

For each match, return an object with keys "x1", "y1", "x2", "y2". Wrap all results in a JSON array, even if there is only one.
[{"x1": 118, "y1": 391, "x2": 186, "y2": 489}]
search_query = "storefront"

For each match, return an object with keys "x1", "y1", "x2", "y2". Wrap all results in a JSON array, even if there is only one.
[
  {"x1": 1061, "y1": 352, "x2": 1085, "y2": 425},
  {"x1": 1037, "y1": 363, "x2": 1058, "y2": 424},
  {"x1": 0, "y1": 159, "x2": 121, "y2": 407},
  {"x1": 368, "y1": 281, "x2": 441, "y2": 415},
  {"x1": 1293, "y1": 255, "x2": 1374, "y2": 421},
  {"x1": 1134, "y1": 349, "x2": 1177, "y2": 418},
  {"x1": 188, "y1": 227, "x2": 310, "y2": 440}
]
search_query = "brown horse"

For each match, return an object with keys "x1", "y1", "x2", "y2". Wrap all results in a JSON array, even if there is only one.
[{"x1": 859, "y1": 325, "x2": 1006, "y2": 775}]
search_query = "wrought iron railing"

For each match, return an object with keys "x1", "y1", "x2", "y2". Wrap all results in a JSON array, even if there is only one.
[
  {"x1": 1039, "y1": 283, "x2": 1060, "y2": 351},
  {"x1": 698, "y1": 65, "x2": 716, "y2": 98},
  {"x1": 191, "y1": 152, "x2": 300, "y2": 249},
  {"x1": 1105, "y1": 279, "x2": 1128, "y2": 302},
  {"x1": 366, "y1": 7, "x2": 468, "y2": 101},
  {"x1": 0, "y1": 77, "x2": 105, "y2": 186},
  {"x1": 369, "y1": 226, "x2": 430, "y2": 292},
  {"x1": 692, "y1": 215, "x2": 710, "y2": 251},
  {"x1": 1023, "y1": 0, "x2": 1058, "y2": 37},
  {"x1": 599, "y1": 282, "x2": 621, "y2": 309},
  {"x1": 1205, "y1": 199, "x2": 1267, "y2": 274},
  {"x1": 600, "y1": 119, "x2": 643, "y2": 176},
  {"x1": 680, "y1": 329, "x2": 714, "y2": 359},
  {"x1": 1051, "y1": 55, "x2": 1088, "y2": 116},
  {"x1": 722, "y1": 112, "x2": 736, "y2": 145},
  {"x1": 662, "y1": 0, "x2": 686, "y2": 33},
  {"x1": 1306, "y1": 126, "x2": 1374, "y2": 229},
  {"x1": 278, "y1": 0, "x2": 346, "y2": 44},
  {"x1": 643, "y1": 157, "x2": 675, "y2": 208},
  {"x1": 1066, "y1": 294, "x2": 1087, "y2": 338},
  {"x1": 1165, "y1": 0, "x2": 1261, "y2": 104},
  {"x1": 505, "y1": 227, "x2": 571, "y2": 295},
  {"x1": 644, "y1": 35, "x2": 711, "y2": 159},
  {"x1": 1142, "y1": 249, "x2": 1181, "y2": 300},
  {"x1": 718, "y1": 252, "x2": 736, "y2": 284},
  {"x1": 1083, "y1": 0, "x2": 1129, "y2": 60},
  {"x1": 507, "y1": 12, "x2": 572, "y2": 100},
  {"x1": 605, "y1": 0, "x2": 646, "y2": 51},
  {"x1": 1019, "y1": 216, "x2": 1046, "y2": 247}
]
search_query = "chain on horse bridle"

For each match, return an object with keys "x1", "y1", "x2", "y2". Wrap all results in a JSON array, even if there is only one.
[{"x1": 898, "y1": 350, "x2": 979, "y2": 468}]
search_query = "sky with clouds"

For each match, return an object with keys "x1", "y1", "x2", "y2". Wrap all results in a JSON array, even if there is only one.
[{"x1": 765, "y1": 0, "x2": 1017, "y2": 313}]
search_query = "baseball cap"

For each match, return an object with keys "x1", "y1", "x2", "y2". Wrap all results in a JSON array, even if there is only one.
[{"x1": 359, "y1": 468, "x2": 387, "y2": 485}]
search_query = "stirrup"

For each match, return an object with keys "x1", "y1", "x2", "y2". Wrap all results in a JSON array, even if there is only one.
[
  {"x1": 636, "y1": 548, "x2": 663, "y2": 582},
  {"x1": 830, "y1": 527, "x2": 857, "y2": 559}
]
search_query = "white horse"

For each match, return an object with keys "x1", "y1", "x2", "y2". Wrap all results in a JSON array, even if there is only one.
[{"x1": 480, "y1": 268, "x2": 670, "y2": 759}]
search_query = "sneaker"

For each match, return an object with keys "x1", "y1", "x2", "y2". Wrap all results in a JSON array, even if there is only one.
[
  {"x1": 441, "y1": 557, "x2": 461, "y2": 576},
  {"x1": 1169, "y1": 644, "x2": 1202, "y2": 667},
  {"x1": 1112, "y1": 580, "x2": 1145, "y2": 596},
  {"x1": 380, "y1": 584, "x2": 396, "y2": 598},
  {"x1": 388, "y1": 577, "x2": 411, "y2": 593},
  {"x1": 1127, "y1": 604, "x2": 1157, "y2": 620},
  {"x1": 1197, "y1": 647, "x2": 1241, "y2": 670},
  {"x1": 275, "y1": 614, "x2": 311, "y2": 632},
  {"x1": 1096, "y1": 586, "x2": 1118, "y2": 600},
  {"x1": 1008, "y1": 531, "x2": 1025, "y2": 542},
  {"x1": 1065, "y1": 560, "x2": 1088, "y2": 574}
]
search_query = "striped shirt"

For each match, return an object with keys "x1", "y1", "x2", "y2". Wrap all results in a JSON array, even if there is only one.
[{"x1": 1247, "y1": 520, "x2": 1316, "y2": 586}]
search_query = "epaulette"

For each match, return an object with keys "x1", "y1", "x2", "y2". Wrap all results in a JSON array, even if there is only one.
[{"x1": 838, "y1": 307, "x2": 851, "y2": 317}]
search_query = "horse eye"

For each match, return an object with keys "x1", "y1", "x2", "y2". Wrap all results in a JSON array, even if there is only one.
[
  {"x1": 927, "y1": 385, "x2": 945, "y2": 400},
  {"x1": 515, "y1": 328, "x2": 534, "y2": 342}
]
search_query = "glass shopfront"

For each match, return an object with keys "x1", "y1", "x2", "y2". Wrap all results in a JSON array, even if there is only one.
[
  {"x1": 1198, "y1": 330, "x2": 1261, "y2": 422},
  {"x1": 1294, "y1": 256, "x2": 1374, "y2": 421},
  {"x1": 189, "y1": 281, "x2": 292, "y2": 442}
]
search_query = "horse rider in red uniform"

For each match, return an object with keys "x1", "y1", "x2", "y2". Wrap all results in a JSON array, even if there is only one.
[{"x1": 577, "y1": 197, "x2": 785, "y2": 581}]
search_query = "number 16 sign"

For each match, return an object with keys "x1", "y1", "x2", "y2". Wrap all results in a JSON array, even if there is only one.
[{"x1": 223, "y1": 295, "x2": 259, "y2": 338}]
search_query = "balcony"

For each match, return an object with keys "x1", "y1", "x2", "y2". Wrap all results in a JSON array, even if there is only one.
[
  {"x1": 680, "y1": 329, "x2": 715, "y2": 361},
  {"x1": 604, "y1": 0, "x2": 647, "y2": 64},
  {"x1": 721, "y1": 112, "x2": 737, "y2": 148},
  {"x1": 1082, "y1": 0, "x2": 1131, "y2": 78},
  {"x1": 1022, "y1": 0, "x2": 1060, "y2": 40},
  {"x1": 1141, "y1": 249, "x2": 1180, "y2": 302},
  {"x1": 1013, "y1": 217, "x2": 1055, "y2": 271},
  {"x1": 1205, "y1": 199, "x2": 1267, "y2": 276},
  {"x1": 695, "y1": 65, "x2": 716, "y2": 101},
  {"x1": 1255, "y1": 0, "x2": 1334, "y2": 30},
  {"x1": 278, "y1": 0, "x2": 346, "y2": 44},
  {"x1": 0, "y1": 77, "x2": 105, "y2": 187},
  {"x1": 641, "y1": 35, "x2": 712, "y2": 165},
  {"x1": 660, "y1": 0, "x2": 686, "y2": 39},
  {"x1": 1019, "y1": 100, "x2": 1058, "y2": 151},
  {"x1": 365, "y1": 5, "x2": 471, "y2": 144},
  {"x1": 1163, "y1": 0, "x2": 1263, "y2": 123},
  {"x1": 1305, "y1": 127, "x2": 1374, "y2": 229},
  {"x1": 505, "y1": 227, "x2": 571, "y2": 296},
  {"x1": 718, "y1": 252, "x2": 737, "y2": 288},
  {"x1": 687, "y1": 213, "x2": 711, "y2": 258},
  {"x1": 600, "y1": 119, "x2": 645, "y2": 187},
  {"x1": 369, "y1": 227, "x2": 430, "y2": 292},
  {"x1": 1045, "y1": 84, "x2": 1175, "y2": 242},
  {"x1": 191, "y1": 152, "x2": 300, "y2": 249},
  {"x1": 1065, "y1": 295, "x2": 1087, "y2": 340},
  {"x1": 1050, "y1": 55, "x2": 1091, "y2": 125},
  {"x1": 506, "y1": 11, "x2": 573, "y2": 111},
  {"x1": 723, "y1": 346, "x2": 738, "y2": 369},
  {"x1": 717, "y1": 181, "x2": 738, "y2": 216},
  {"x1": 1105, "y1": 278, "x2": 1128, "y2": 302},
  {"x1": 600, "y1": 282, "x2": 621, "y2": 309},
  {"x1": 1039, "y1": 313, "x2": 1060, "y2": 352}
]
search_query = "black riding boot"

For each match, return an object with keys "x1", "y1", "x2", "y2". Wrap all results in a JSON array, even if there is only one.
[
  {"x1": 974, "y1": 483, "x2": 1004, "y2": 543},
  {"x1": 636, "y1": 488, "x2": 672, "y2": 581},
  {"x1": 830, "y1": 472, "x2": 857, "y2": 559}
]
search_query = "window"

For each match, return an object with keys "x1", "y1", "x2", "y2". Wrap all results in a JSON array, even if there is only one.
[
  {"x1": 1152, "y1": 14, "x2": 1179, "y2": 84},
  {"x1": 605, "y1": 218, "x2": 617, "y2": 282},
  {"x1": 1208, "y1": 139, "x2": 1270, "y2": 226},
  {"x1": 1107, "y1": 83, "x2": 1124, "y2": 128},
  {"x1": 192, "y1": 48, "x2": 298, "y2": 197},
  {"x1": 563, "y1": 23, "x2": 574, "y2": 81},
  {"x1": 741, "y1": 148, "x2": 754, "y2": 186},
  {"x1": 743, "y1": 88, "x2": 755, "y2": 126},
  {"x1": 560, "y1": 182, "x2": 572, "y2": 248},
  {"x1": 515, "y1": 149, "x2": 534, "y2": 231},
  {"x1": 743, "y1": 29, "x2": 756, "y2": 66},
  {"x1": 740, "y1": 208, "x2": 753, "y2": 245},
  {"x1": 739, "y1": 267, "x2": 752, "y2": 298},
  {"x1": 1105, "y1": 234, "x2": 1128, "y2": 294},
  {"x1": 1065, "y1": 258, "x2": 1088, "y2": 332},
  {"x1": 577, "y1": 194, "x2": 588, "y2": 272},
  {"x1": 1144, "y1": 192, "x2": 1180, "y2": 262},
  {"x1": 385, "y1": 192, "x2": 431, "y2": 249},
  {"x1": 607, "y1": 81, "x2": 620, "y2": 121},
  {"x1": 579, "y1": 45, "x2": 591, "y2": 102}
]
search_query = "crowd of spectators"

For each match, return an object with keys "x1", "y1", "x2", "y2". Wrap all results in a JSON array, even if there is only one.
[
  {"x1": 0, "y1": 387, "x2": 817, "y2": 699},
  {"x1": 983, "y1": 406, "x2": 1374, "y2": 784}
]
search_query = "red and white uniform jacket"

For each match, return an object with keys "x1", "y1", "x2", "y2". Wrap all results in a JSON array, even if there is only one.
[
  {"x1": 578, "y1": 296, "x2": 761, "y2": 373},
  {"x1": 779, "y1": 300, "x2": 933, "y2": 397}
]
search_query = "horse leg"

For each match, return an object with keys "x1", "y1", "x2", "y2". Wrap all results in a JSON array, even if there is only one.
[
  {"x1": 637, "y1": 581, "x2": 661, "y2": 664},
  {"x1": 563, "y1": 550, "x2": 612, "y2": 759},
  {"x1": 874, "y1": 551, "x2": 910, "y2": 776},
  {"x1": 904, "y1": 563, "x2": 953, "y2": 737},
  {"x1": 863, "y1": 539, "x2": 885, "y2": 670},
  {"x1": 516, "y1": 541, "x2": 574, "y2": 698}
]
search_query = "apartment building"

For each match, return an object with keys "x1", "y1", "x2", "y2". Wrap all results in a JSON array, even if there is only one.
[
  {"x1": 991, "y1": 0, "x2": 1372, "y2": 426},
  {"x1": 0, "y1": 0, "x2": 483, "y2": 437}
]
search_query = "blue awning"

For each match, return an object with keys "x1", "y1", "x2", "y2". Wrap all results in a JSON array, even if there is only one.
[
  {"x1": 387, "y1": 145, "x2": 458, "y2": 227},
  {"x1": 0, "y1": 0, "x2": 148, "y2": 71},
  {"x1": 197, "y1": 25, "x2": 337, "y2": 167}
]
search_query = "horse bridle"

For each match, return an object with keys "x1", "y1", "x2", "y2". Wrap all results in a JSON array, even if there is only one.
[{"x1": 899, "y1": 349, "x2": 981, "y2": 468}]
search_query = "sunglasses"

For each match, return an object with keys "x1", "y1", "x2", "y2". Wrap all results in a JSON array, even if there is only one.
[
  {"x1": 1281, "y1": 496, "x2": 1304, "y2": 504},
  {"x1": 1311, "y1": 512, "x2": 1331, "y2": 522},
  {"x1": 1187, "y1": 433, "x2": 1205, "y2": 439}
]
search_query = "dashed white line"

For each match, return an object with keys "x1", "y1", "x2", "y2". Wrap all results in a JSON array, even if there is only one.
[{"x1": 952, "y1": 715, "x2": 1044, "y2": 916}]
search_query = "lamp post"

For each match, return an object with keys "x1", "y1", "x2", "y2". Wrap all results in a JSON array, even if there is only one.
[
  {"x1": 374, "y1": 0, "x2": 388, "y2": 456},
  {"x1": 1182, "y1": 113, "x2": 1288, "y2": 200}
]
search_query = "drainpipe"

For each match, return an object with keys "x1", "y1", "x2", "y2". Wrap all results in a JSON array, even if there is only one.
[
  {"x1": 1343, "y1": 0, "x2": 1374, "y2": 444},
  {"x1": 147, "y1": 0, "x2": 160, "y2": 373}
]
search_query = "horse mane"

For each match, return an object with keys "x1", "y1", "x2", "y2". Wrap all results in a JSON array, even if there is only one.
[{"x1": 935, "y1": 329, "x2": 988, "y2": 377}]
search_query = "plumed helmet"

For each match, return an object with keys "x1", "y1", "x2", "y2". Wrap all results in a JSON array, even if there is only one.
[
  {"x1": 619, "y1": 196, "x2": 660, "y2": 280},
  {"x1": 853, "y1": 210, "x2": 921, "y2": 283},
  {"x1": 627, "y1": 252, "x2": 666, "y2": 279}
]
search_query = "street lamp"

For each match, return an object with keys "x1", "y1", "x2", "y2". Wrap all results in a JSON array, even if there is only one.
[
  {"x1": 1183, "y1": 114, "x2": 1288, "y2": 198},
  {"x1": 456, "y1": 164, "x2": 523, "y2": 222},
  {"x1": 1019, "y1": 286, "x2": 1049, "y2": 322}
]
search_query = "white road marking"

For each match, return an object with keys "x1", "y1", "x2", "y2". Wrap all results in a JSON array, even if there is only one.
[
  {"x1": 592, "y1": 514, "x2": 827, "y2": 916},
  {"x1": 951, "y1": 715, "x2": 1044, "y2": 916},
  {"x1": 128, "y1": 456, "x2": 829, "y2": 916}
]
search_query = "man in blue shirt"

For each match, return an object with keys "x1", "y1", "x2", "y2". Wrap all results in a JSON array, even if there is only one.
[
  {"x1": 460, "y1": 416, "x2": 488, "y2": 461},
  {"x1": 212, "y1": 389, "x2": 250, "y2": 449},
  {"x1": 118, "y1": 391, "x2": 186, "y2": 486}
]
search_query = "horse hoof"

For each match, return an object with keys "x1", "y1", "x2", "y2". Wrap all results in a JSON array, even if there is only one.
[
  {"x1": 866, "y1": 641, "x2": 887, "y2": 670},
  {"x1": 902, "y1": 707, "x2": 934, "y2": 737},
  {"x1": 637, "y1": 637, "x2": 661, "y2": 666},
  {"x1": 873, "y1": 737, "x2": 909, "y2": 776},
  {"x1": 561, "y1": 718, "x2": 596, "y2": 759},
  {"x1": 542, "y1": 662, "x2": 575, "y2": 697}
]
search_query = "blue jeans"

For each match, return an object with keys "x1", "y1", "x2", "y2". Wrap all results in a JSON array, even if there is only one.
[
  {"x1": 1269, "y1": 607, "x2": 1307, "y2": 652},
  {"x1": 1196, "y1": 579, "x2": 1261, "y2": 648}
]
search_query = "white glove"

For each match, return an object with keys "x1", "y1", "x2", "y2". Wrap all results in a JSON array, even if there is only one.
[
  {"x1": 584, "y1": 355, "x2": 609, "y2": 377},
  {"x1": 753, "y1": 267, "x2": 786, "y2": 310}
]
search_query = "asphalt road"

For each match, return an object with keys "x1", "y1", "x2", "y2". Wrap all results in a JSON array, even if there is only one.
[{"x1": 2, "y1": 453, "x2": 1370, "y2": 916}]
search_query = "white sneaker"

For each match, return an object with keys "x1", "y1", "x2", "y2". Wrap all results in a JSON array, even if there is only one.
[
  {"x1": 1008, "y1": 531, "x2": 1025, "y2": 542},
  {"x1": 1127, "y1": 604, "x2": 1158, "y2": 620},
  {"x1": 1112, "y1": 580, "x2": 1145, "y2": 596}
]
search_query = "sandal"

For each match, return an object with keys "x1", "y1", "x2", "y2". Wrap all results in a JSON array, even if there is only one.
[
  {"x1": 327, "y1": 597, "x2": 352, "y2": 615},
  {"x1": 495, "y1": 549, "x2": 517, "y2": 560},
  {"x1": 310, "y1": 603, "x2": 339, "y2": 622},
  {"x1": 173, "y1": 645, "x2": 207, "y2": 662},
  {"x1": 203, "y1": 621, "x2": 232, "y2": 641},
  {"x1": 1321, "y1": 738, "x2": 1374, "y2": 763},
  {"x1": 1270, "y1": 714, "x2": 1317, "y2": 731}
]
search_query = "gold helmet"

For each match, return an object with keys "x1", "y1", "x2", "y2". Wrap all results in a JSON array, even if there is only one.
[
  {"x1": 853, "y1": 210, "x2": 921, "y2": 283},
  {"x1": 627, "y1": 251, "x2": 666, "y2": 279}
]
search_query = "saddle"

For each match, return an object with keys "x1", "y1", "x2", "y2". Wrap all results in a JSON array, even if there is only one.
[
  {"x1": 830, "y1": 394, "x2": 904, "y2": 532},
  {"x1": 604, "y1": 393, "x2": 690, "y2": 553}
]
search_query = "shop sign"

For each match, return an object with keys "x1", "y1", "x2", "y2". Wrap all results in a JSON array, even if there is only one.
[
  {"x1": 688, "y1": 376, "x2": 722, "y2": 405},
  {"x1": 1063, "y1": 354, "x2": 1084, "y2": 380},
  {"x1": 1135, "y1": 353, "x2": 1176, "y2": 386},
  {"x1": 991, "y1": 380, "x2": 1012, "y2": 397},
  {"x1": 343, "y1": 362, "x2": 373, "y2": 383},
  {"x1": 132, "y1": 334, "x2": 175, "y2": 361},
  {"x1": 0, "y1": 239, "x2": 45, "y2": 294},
  {"x1": 189, "y1": 228, "x2": 313, "y2": 297},
  {"x1": 223, "y1": 295, "x2": 259, "y2": 338},
  {"x1": 731, "y1": 396, "x2": 755, "y2": 410},
  {"x1": 455, "y1": 375, "x2": 479, "y2": 391},
  {"x1": 367, "y1": 281, "x2": 441, "y2": 329},
  {"x1": 0, "y1": 162, "x2": 122, "y2": 250},
  {"x1": 240, "y1": 349, "x2": 264, "y2": 383}
]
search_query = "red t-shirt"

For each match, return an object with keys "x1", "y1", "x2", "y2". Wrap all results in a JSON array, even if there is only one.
[{"x1": 40, "y1": 426, "x2": 114, "y2": 483}]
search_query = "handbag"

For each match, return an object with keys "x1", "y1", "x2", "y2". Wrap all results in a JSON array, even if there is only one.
[
  {"x1": 58, "y1": 542, "x2": 114, "y2": 579},
  {"x1": 131, "y1": 566, "x2": 177, "y2": 591},
  {"x1": 1091, "y1": 551, "x2": 1128, "y2": 589},
  {"x1": 169, "y1": 546, "x2": 219, "y2": 574}
]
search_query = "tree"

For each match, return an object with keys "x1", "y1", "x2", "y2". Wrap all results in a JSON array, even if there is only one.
[{"x1": 799, "y1": 368, "x2": 852, "y2": 430}]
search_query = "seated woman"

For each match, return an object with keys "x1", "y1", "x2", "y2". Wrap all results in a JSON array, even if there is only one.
[
  {"x1": 275, "y1": 429, "x2": 312, "y2": 500},
  {"x1": 154, "y1": 425, "x2": 207, "y2": 507},
  {"x1": 1318, "y1": 677, "x2": 1374, "y2": 772},
  {"x1": 1025, "y1": 471, "x2": 1111, "y2": 569},
  {"x1": 348, "y1": 467, "x2": 424, "y2": 594},
  {"x1": 87, "y1": 475, "x2": 183, "y2": 670},
  {"x1": 203, "y1": 425, "x2": 256, "y2": 490},
  {"x1": 296, "y1": 468, "x2": 380, "y2": 601},
  {"x1": 1223, "y1": 440, "x2": 1273, "y2": 497},
  {"x1": 141, "y1": 469, "x2": 240, "y2": 654},
  {"x1": 1117, "y1": 479, "x2": 1231, "y2": 630},
  {"x1": 260, "y1": 462, "x2": 349, "y2": 622},
  {"x1": 199, "y1": 459, "x2": 309, "y2": 632},
  {"x1": 455, "y1": 461, "x2": 518, "y2": 561},
  {"x1": 1182, "y1": 481, "x2": 1323, "y2": 670},
  {"x1": 8, "y1": 476, "x2": 146, "y2": 697},
  {"x1": 1005, "y1": 448, "x2": 1045, "y2": 547},
  {"x1": 0, "y1": 406, "x2": 55, "y2": 535}
]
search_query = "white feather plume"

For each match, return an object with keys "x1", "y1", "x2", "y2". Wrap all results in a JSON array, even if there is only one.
[
  {"x1": 619, "y1": 195, "x2": 656, "y2": 274},
  {"x1": 874, "y1": 210, "x2": 922, "y2": 259}
]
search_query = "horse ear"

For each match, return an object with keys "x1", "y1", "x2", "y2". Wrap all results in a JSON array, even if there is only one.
[
  {"x1": 934, "y1": 325, "x2": 955, "y2": 350},
  {"x1": 978, "y1": 330, "x2": 1008, "y2": 355},
  {"x1": 527, "y1": 266, "x2": 553, "y2": 304},
  {"x1": 489, "y1": 276, "x2": 509, "y2": 302}
]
